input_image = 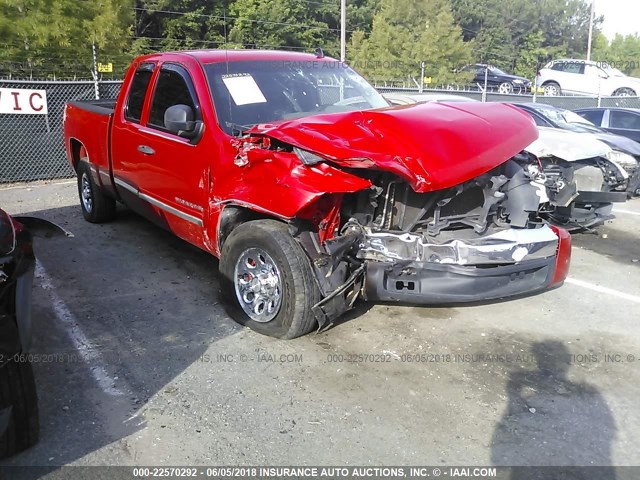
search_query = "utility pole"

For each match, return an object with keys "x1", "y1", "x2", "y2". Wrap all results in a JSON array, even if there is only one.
[
  {"x1": 92, "y1": 42, "x2": 100, "y2": 100},
  {"x1": 587, "y1": 0, "x2": 596, "y2": 61},
  {"x1": 340, "y1": 0, "x2": 346, "y2": 62}
]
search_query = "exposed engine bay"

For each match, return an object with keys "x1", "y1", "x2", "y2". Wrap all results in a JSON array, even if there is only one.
[{"x1": 295, "y1": 158, "x2": 562, "y2": 330}]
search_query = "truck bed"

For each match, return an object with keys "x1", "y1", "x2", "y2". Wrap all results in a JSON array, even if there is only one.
[
  {"x1": 66, "y1": 99, "x2": 116, "y2": 116},
  {"x1": 63, "y1": 99, "x2": 117, "y2": 179}
]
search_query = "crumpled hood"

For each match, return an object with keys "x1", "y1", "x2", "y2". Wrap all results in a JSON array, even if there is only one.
[
  {"x1": 526, "y1": 127, "x2": 612, "y2": 161},
  {"x1": 249, "y1": 102, "x2": 538, "y2": 193}
]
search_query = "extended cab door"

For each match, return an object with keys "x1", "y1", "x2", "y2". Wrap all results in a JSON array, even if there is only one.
[{"x1": 111, "y1": 61, "x2": 209, "y2": 249}]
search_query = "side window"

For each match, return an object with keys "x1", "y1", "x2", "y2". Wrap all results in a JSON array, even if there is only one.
[
  {"x1": 148, "y1": 65, "x2": 197, "y2": 131},
  {"x1": 552, "y1": 62, "x2": 584, "y2": 74},
  {"x1": 125, "y1": 64, "x2": 154, "y2": 123},
  {"x1": 579, "y1": 110, "x2": 604, "y2": 125},
  {"x1": 610, "y1": 111, "x2": 640, "y2": 130}
]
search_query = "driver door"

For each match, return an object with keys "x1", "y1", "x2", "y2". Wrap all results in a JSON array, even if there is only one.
[{"x1": 132, "y1": 63, "x2": 208, "y2": 247}]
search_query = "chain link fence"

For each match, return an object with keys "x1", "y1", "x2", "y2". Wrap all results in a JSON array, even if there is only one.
[
  {"x1": 2, "y1": 79, "x2": 640, "y2": 184},
  {"x1": 0, "y1": 80, "x2": 121, "y2": 184}
]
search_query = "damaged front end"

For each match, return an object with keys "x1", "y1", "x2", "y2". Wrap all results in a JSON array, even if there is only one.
[
  {"x1": 524, "y1": 128, "x2": 629, "y2": 230},
  {"x1": 227, "y1": 103, "x2": 571, "y2": 331},
  {"x1": 293, "y1": 159, "x2": 569, "y2": 330}
]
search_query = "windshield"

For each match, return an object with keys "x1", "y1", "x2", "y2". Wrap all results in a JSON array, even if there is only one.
[
  {"x1": 602, "y1": 65, "x2": 626, "y2": 77},
  {"x1": 535, "y1": 106, "x2": 596, "y2": 127},
  {"x1": 205, "y1": 60, "x2": 389, "y2": 135}
]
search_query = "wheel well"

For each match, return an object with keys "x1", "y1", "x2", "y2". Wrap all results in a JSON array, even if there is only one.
[
  {"x1": 69, "y1": 138, "x2": 85, "y2": 172},
  {"x1": 614, "y1": 87, "x2": 636, "y2": 95},
  {"x1": 541, "y1": 81, "x2": 559, "y2": 86},
  {"x1": 217, "y1": 205, "x2": 283, "y2": 252}
]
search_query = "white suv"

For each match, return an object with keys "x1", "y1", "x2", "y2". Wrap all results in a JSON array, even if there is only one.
[{"x1": 537, "y1": 59, "x2": 640, "y2": 96}]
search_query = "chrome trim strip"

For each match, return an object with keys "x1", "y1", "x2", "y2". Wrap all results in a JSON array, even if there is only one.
[
  {"x1": 139, "y1": 192, "x2": 204, "y2": 227},
  {"x1": 114, "y1": 176, "x2": 203, "y2": 226},
  {"x1": 113, "y1": 177, "x2": 138, "y2": 195}
]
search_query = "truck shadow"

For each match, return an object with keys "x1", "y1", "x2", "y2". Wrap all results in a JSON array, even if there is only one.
[
  {"x1": 490, "y1": 340, "x2": 617, "y2": 479},
  {"x1": 0, "y1": 205, "x2": 241, "y2": 472}
]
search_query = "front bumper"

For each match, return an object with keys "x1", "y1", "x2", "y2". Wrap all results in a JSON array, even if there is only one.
[
  {"x1": 360, "y1": 226, "x2": 571, "y2": 304},
  {"x1": 363, "y1": 257, "x2": 555, "y2": 304}
]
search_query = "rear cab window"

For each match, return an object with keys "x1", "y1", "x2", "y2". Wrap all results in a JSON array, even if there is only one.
[{"x1": 125, "y1": 63, "x2": 155, "y2": 123}]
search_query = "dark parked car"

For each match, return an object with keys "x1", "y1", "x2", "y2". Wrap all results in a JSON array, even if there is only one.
[
  {"x1": 0, "y1": 208, "x2": 38, "y2": 458},
  {"x1": 574, "y1": 107, "x2": 640, "y2": 143},
  {"x1": 512, "y1": 103, "x2": 640, "y2": 196},
  {"x1": 461, "y1": 64, "x2": 532, "y2": 94}
]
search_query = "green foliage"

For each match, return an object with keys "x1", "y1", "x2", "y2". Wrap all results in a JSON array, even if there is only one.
[
  {"x1": 348, "y1": 0, "x2": 472, "y2": 85},
  {"x1": 0, "y1": 0, "x2": 132, "y2": 78},
  {"x1": 228, "y1": 0, "x2": 339, "y2": 55},
  {"x1": 0, "y1": 0, "x2": 631, "y2": 85},
  {"x1": 593, "y1": 33, "x2": 640, "y2": 77}
]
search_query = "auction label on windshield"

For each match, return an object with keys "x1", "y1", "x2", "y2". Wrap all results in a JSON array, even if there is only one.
[{"x1": 222, "y1": 74, "x2": 267, "y2": 106}]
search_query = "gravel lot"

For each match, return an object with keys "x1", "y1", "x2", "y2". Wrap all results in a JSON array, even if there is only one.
[{"x1": 0, "y1": 180, "x2": 639, "y2": 472}]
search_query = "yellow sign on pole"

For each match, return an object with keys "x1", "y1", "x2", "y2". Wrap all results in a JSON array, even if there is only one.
[
  {"x1": 424, "y1": 76, "x2": 432, "y2": 85},
  {"x1": 97, "y1": 62, "x2": 113, "y2": 73}
]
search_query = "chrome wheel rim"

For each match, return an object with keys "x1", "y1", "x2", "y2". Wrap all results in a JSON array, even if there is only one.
[
  {"x1": 544, "y1": 84, "x2": 559, "y2": 96},
  {"x1": 233, "y1": 247, "x2": 282, "y2": 323},
  {"x1": 81, "y1": 173, "x2": 93, "y2": 213},
  {"x1": 498, "y1": 83, "x2": 513, "y2": 94}
]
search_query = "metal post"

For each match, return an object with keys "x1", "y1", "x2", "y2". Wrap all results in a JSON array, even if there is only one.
[
  {"x1": 340, "y1": 0, "x2": 346, "y2": 62},
  {"x1": 92, "y1": 42, "x2": 100, "y2": 100},
  {"x1": 587, "y1": 0, "x2": 596, "y2": 61},
  {"x1": 419, "y1": 62, "x2": 425, "y2": 93},
  {"x1": 482, "y1": 65, "x2": 488, "y2": 102}
]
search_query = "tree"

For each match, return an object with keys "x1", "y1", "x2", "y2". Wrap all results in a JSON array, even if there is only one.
[
  {"x1": 348, "y1": 0, "x2": 472, "y2": 85},
  {"x1": 228, "y1": 0, "x2": 338, "y2": 55},
  {"x1": 0, "y1": 0, "x2": 132, "y2": 78}
]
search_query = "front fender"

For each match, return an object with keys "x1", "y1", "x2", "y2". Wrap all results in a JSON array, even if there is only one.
[{"x1": 213, "y1": 151, "x2": 372, "y2": 220}]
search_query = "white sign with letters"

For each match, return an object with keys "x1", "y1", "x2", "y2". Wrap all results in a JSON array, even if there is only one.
[{"x1": 0, "y1": 88, "x2": 48, "y2": 114}]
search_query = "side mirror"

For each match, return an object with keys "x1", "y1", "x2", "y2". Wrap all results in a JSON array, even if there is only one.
[{"x1": 164, "y1": 104, "x2": 201, "y2": 139}]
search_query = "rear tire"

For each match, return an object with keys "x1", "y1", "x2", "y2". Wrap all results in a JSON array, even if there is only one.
[
  {"x1": 219, "y1": 220, "x2": 320, "y2": 339},
  {"x1": 543, "y1": 82, "x2": 561, "y2": 96},
  {"x1": 77, "y1": 160, "x2": 116, "y2": 223},
  {"x1": 498, "y1": 82, "x2": 514, "y2": 94},
  {"x1": 0, "y1": 359, "x2": 39, "y2": 459}
]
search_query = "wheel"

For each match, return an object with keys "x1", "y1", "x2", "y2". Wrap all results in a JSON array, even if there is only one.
[
  {"x1": 498, "y1": 82, "x2": 514, "y2": 94},
  {"x1": 219, "y1": 220, "x2": 321, "y2": 339},
  {"x1": 613, "y1": 87, "x2": 636, "y2": 97},
  {"x1": 0, "y1": 359, "x2": 39, "y2": 458},
  {"x1": 543, "y1": 82, "x2": 561, "y2": 96},
  {"x1": 77, "y1": 161, "x2": 116, "y2": 223}
]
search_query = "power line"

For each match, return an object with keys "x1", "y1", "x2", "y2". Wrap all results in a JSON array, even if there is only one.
[{"x1": 132, "y1": 7, "x2": 354, "y2": 33}]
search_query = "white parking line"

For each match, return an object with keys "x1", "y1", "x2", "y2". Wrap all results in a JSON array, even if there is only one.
[
  {"x1": 566, "y1": 277, "x2": 640, "y2": 304},
  {"x1": 36, "y1": 262, "x2": 123, "y2": 396},
  {"x1": 613, "y1": 208, "x2": 640, "y2": 216}
]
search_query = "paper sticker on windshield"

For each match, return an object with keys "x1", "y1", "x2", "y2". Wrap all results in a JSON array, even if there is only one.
[{"x1": 222, "y1": 74, "x2": 267, "y2": 106}]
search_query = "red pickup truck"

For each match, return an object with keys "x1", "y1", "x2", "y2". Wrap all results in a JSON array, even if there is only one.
[{"x1": 63, "y1": 50, "x2": 571, "y2": 339}]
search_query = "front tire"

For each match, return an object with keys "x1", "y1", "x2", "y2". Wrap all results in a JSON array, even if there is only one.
[
  {"x1": 77, "y1": 161, "x2": 116, "y2": 223},
  {"x1": 219, "y1": 220, "x2": 320, "y2": 339},
  {"x1": 613, "y1": 87, "x2": 636, "y2": 97}
]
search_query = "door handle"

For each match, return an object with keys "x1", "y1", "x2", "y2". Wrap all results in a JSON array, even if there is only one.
[{"x1": 137, "y1": 145, "x2": 155, "y2": 155}]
